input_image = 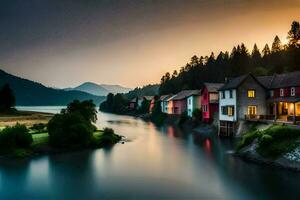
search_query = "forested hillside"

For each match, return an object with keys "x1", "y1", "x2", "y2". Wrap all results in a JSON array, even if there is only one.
[{"x1": 159, "y1": 21, "x2": 300, "y2": 95}]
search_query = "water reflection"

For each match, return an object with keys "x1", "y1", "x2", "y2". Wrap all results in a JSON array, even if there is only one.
[{"x1": 0, "y1": 109, "x2": 299, "y2": 199}]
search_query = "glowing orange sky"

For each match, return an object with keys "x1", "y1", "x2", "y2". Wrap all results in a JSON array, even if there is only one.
[{"x1": 1, "y1": 0, "x2": 299, "y2": 88}]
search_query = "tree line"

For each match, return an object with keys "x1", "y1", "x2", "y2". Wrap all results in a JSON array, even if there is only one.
[{"x1": 159, "y1": 21, "x2": 300, "y2": 95}]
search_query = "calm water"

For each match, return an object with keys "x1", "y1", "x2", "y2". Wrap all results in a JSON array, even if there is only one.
[{"x1": 1, "y1": 107, "x2": 300, "y2": 199}]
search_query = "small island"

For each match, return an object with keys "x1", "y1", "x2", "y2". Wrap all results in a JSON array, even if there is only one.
[{"x1": 0, "y1": 85, "x2": 122, "y2": 158}]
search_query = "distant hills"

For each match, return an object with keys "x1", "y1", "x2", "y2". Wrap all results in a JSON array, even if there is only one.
[
  {"x1": 65, "y1": 82, "x2": 131, "y2": 96},
  {"x1": 0, "y1": 69, "x2": 105, "y2": 106}
]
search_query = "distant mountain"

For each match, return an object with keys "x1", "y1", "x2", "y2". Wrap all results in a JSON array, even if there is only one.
[
  {"x1": 66, "y1": 82, "x2": 131, "y2": 96},
  {"x1": 0, "y1": 69, "x2": 105, "y2": 106},
  {"x1": 125, "y1": 84, "x2": 159, "y2": 100}
]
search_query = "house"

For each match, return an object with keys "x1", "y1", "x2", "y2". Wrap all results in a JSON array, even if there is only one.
[
  {"x1": 262, "y1": 71, "x2": 300, "y2": 124},
  {"x1": 201, "y1": 83, "x2": 224, "y2": 123},
  {"x1": 129, "y1": 97, "x2": 138, "y2": 110},
  {"x1": 218, "y1": 74, "x2": 268, "y2": 136},
  {"x1": 160, "y1": 94, "x2": 173, "y2": 114},
  {"x1": 186, "y1": 90, "x2": 201, "y2": 117},
  {"x1": 129, "y1": 96, "x2": 154, "y2": 111},
  {"x1": 167, "y1": 90, "x2": 200, "y2": 115}
]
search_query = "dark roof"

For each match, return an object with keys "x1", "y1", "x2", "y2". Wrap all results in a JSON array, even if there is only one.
[
  {"x1": 203, "y1": 82, "x2": 224, "y2": 92},
  {"x1": 268, "y1": 71, "x2": 300, "y2": 89},
  {"x1": 143, "y1": 96, "x2": 154, "y2": 101},
  {"x1": 160, "y1": 94, "x2": 173, "y2": 101},
  {"x1": 220, "y1": 74, "x2": 268, "y2": 90},
  {"x1": 169, "y1": 90, "x2": 200, "y2": 101}
]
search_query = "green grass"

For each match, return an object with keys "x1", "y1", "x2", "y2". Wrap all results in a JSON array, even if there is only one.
[
  {"x1": 237, "y1": 125, "x2": 300, "y2": 159},
  {"x1": 32, "y1": 132, "x2": 49, "y2": 147}
]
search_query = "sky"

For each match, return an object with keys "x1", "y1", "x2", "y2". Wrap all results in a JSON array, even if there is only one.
[{"x1": 0, "y1": 0, "x2": 299, "y2": 88}]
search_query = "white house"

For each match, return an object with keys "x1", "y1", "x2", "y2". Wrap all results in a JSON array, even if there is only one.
[
  {"x1": 218, "y1": 74, "x2": 268, "y2": 136},
  {"x1": 187, "y1": 91, "x2": 201, "y2": 117},
  {"x1": 160, "y1": 94, "x2": 173, "y2": 113}
]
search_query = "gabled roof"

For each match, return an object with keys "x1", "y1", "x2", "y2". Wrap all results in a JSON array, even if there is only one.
[
  {"x1": 268, "y1": 71, "x2": 300, "y2": 89},
  {"x1": 168, "y1": 90, "x2": 201, "y2": 101},
  {"x1": 219, "y1": 74, "x2": 265, "y2": 91},
  {"x1": 143, "y1": 96, "x2": 154, "y2": 101},
  {"x1": 160, "y1": 94, "x2": 173, "y2": 101},
  {"x1": 204, "y1": 83, "x2": 224, "y2": 92}
]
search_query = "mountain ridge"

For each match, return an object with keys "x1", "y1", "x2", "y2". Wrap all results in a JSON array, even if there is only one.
[{"x1": 0, "y1": 69, "x2": 105, "y2": 106}]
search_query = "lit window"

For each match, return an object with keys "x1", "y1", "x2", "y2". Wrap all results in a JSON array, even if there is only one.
[
  {"x1": 227, "y1": 106, "x2": 234, "y2": 116},
  {"x1": 248, "y1": 106, "x2": 257, "y2": 115},
  {"x1": 248, "y1": 90, "x2": 255, "y2": 98},
  {"x1": 291, "y1": 87, "x2": 295, "y2": 96},
  {"x1": 280, "y1": 89, "x2": 284, "y2": 97}
]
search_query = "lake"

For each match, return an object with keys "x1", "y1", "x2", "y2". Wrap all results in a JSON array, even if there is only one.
[{"x1": 1, "y1": 106, "x2": 300, "y2": 199}]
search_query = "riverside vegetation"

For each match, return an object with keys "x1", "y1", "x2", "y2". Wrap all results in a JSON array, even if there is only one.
[{"x1": 0, "y1": 100, "x2": 121, "y2": 158}]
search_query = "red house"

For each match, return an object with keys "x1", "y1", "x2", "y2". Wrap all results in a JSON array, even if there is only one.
[
  {"x1": 201, "y1": 83, "x2": 224, "y2": 123},
  {"x1": 261, "y1": 71, "x2": 300, "y2": 123}
]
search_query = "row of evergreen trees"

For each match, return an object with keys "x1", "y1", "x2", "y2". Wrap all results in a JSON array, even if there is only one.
[{"x1": 159, "y1": 21, "x2": 300, "y2": 95}]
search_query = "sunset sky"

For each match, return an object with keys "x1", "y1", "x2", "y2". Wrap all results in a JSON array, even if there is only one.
[{"x1": 0, "y1": 0, "x2": 299, "y2": 88}]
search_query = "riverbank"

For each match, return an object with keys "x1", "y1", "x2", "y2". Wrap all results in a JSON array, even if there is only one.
[
  {"x1": 0, "y1": 110, "x2": 53, "y2": 127},
  {"x1": 0, "y1": 130, "x2": 123, "y2": 159},
  {"x1": 235, "y1": 125, "x2": 300, "y2": 172}
]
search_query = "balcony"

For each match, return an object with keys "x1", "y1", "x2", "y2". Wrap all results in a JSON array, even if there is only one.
[{"x1": 245, "y1": 114, "x2": 275, "y2": 121}]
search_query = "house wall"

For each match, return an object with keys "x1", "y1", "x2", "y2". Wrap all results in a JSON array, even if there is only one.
[
  {"x1": 201, "y1": 87, "x2": 210, "y2": 120},
  {"x1": 270, "y1": 86, "x2": 300, "y2": 98},
  {"x1": 173, "y1": 99, "x2": 187, "y2": 115},
  {"x1": 219, "y1": 89, "x2": 237, "y2": 122},
  {"x1": 237, "y1": 76, "x2": 267, "y2": 120},
  {"x1": 187, "y1": 95, "x2": 201, "y2": 117}
]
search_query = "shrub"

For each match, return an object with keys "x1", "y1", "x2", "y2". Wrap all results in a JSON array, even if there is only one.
[
  {"x1": 0, "y1": 124, "x2": 32, "y2": 151},
  {"x1": 48, "y1": 113, "x2": 94, "y2": 148},
  {"x1": 258, "y1": 134, "x2": 273, "y2": 146},
  {"x1": 99, "y1": 127, "x2": 120, "y2": 146},
  {"x1": 263, "y1": 125, "x2": 300, "y2": 140},
  {"x1": 30, "y1": 123, "x2": 47, "y2": 133},
  {"x1": 103, "y1": 127, "x2": 115, "y2": 136},
  {"x1": 236, "y1": 130, "x2": 261, "y2": 151}
]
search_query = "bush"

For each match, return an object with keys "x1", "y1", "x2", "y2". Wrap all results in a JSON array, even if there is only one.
[
  {"x1": 263, "y1": 125, "x2": 300, "y2": 140},
  {"x1": 48, "y1": 113, "x2": 94, "y2": 148},
  {"x1": 258, "y1": 134, "x2": 273, "y2": 146},
  {"x1": 103, "y1": 127, "x2": 115, "y2": 136},
  {"x1": 236, "y1": 130, "x2": 261, "y2": 151},
  {"x1": 99, "y1": 127, "x2": 120, "y2": 146},
  {"x1": 30, "y1": 123, "x2": 47, "y2": 133},
  {"x1": 0, "y1": 124, "x2": 32, "y2": 151}
]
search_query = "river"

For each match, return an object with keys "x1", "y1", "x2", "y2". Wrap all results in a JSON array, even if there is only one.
[{"x1": 1, "y1": 106, "x2": 300, "y2": 199}]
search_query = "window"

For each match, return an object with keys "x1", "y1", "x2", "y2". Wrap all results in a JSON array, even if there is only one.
[
  {"x1": 229, "y1": 90, "x2": 233, "y2": 98},
  {"x1": 247, "y1": 106, "x2": 257, "y2": 115},
  {"x1": 221, "y1": 91, "x2": 225, "y2": 99},
  {"x1": 270, "y1": 90, "x2": 274, "y2": 97},
  {"x1": 291, "y1": 87, "x2": 295, "y2": 96},
  {"x1": 280, "y1": 88, "x2": 284, "y2": 97},
  {"x1": 188, "y1": 98, "x2": 191, "y2": 105},
  {"x1": 202, "y1": 105, "x2": 208, "y2": 112},
  {"x1": 221, "y1": 106, "x2": 227, "y2": 115},
  {"x1": 227, "y1": 106, "x2": 234, "y2": 116},
  {"x1": 247, "y1": 90, "x2": 255, "y2": 98}
]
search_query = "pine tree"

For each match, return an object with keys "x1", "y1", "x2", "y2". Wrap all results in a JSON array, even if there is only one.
[
  {"x1": 287, "y1": 21, "x2": 300, "y2": 48},
  {"x1": 271, "y1": 35, "x2": 282, "y2": 52},
  {"x1": 262, "y1": 44, "x2": 271, "y2": 57}
]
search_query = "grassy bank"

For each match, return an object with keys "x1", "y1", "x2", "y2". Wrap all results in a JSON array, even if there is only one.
[
  {"x1": 1, "y1": 130, "x2": 122, "y2": 158},
  {"x1": 237, "y1": 125, "x2": 300, "y2": 158},
  {"x1": 0, "y1": 110, "x2": 53, "y2": 128}
]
